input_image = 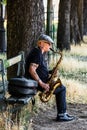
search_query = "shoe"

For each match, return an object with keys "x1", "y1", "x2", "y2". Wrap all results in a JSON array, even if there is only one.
[{"x1": 56, "y1": 113, "x2": 75, "y2": 122}]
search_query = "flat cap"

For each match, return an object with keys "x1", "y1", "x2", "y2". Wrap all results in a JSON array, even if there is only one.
[{"x1": 38, "y1": 34, "x2": 54, "y2": 44}]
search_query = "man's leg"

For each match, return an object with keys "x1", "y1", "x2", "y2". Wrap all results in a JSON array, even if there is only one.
[
  {"x1": 54, "y1": 85, "x2": 66, "y2": 114},
  {"x1": 54, "y1": 85, "x2": 74, "y2": 121}
]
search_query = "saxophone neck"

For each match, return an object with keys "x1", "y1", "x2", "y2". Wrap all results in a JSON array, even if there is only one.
[
  {"x1": 50, "y1": 48, "x2": 62, "y2": 63},
  {"x1": 50, "y1": 48, "x2": 62, "y2": 55}
]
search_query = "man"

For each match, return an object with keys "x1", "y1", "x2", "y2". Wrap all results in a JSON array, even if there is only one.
[{"x1": 25, "y1": 34, "x2": 74, "y2": 121}]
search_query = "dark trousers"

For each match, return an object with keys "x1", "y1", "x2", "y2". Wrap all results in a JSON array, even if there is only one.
[
  {"x1": 54, "y1": 85, "x2": 66, "y2": 114},
  {"x1": 38, "y1": 84, "x2": 66, "y2": 114}
]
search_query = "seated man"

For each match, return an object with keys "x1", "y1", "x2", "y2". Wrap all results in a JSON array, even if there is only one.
[{"x1": 25, "y1": 34, "x2": 74, "y2": 121}]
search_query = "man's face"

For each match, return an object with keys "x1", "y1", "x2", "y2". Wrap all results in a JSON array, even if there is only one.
[{"x1": 43, "y1": 41, "x2": 52, "y2": 52}]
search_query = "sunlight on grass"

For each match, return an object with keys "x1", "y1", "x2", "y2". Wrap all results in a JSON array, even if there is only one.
[
  {"x1": 71, "y1": 45, "x2": 87, "y2": 56},
  {"x1": 59, "y1": 43, "x2": 87, "y2": 104},
  {"x1": 60, "y1": 56, "x2": 87, "y2": 72},
  {"x1": 65, "y1": 43, "x2": 87, "y2": 56},
  {"x1": 61, "y1": 78, "x2": 87, "y2": 104}
]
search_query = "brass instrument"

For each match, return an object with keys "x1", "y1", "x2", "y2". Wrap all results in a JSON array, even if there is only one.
[{"x1": 39, "y1": 48, "x2": 63, "y2": 103}]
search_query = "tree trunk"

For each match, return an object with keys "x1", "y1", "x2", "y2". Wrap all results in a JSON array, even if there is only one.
[
  {"x1": 70, "y1": 0, "x2": 83, "y2": 44},
  {"x1": 77, "y1": 0, "x2": 83, "y2": 41},
  {"x1": 83, "y1": 0, "x2": 87, "y2": 35},
  {"x1": 57, "y1": 0, "x2": 71, "y2": 51},
  {"x1": 46, "y1": 0, "x2": 54, "y2": 38},
  {"x1": 7, "y1": 0, "x2": 45, "y2": 78}
]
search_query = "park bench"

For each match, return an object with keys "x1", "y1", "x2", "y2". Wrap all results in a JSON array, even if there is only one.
[
  {"x1": 0, "y1": 51, "x2": 38, "y2": 105},
  {"x1": 0, "y1": 51, "x2": 38, "y2": 129}
]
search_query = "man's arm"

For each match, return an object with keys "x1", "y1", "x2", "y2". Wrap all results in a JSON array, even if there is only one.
[{"x1": 29, "y1": 63, "x2": 49, "y2": 91}]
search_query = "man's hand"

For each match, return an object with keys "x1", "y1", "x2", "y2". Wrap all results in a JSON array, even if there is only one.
[{"x1": 39, "y1": 80, "x2": 50, "y2": 92}]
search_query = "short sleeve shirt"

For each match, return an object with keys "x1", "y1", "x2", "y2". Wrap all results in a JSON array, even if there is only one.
[{"x1": 25, "y1": 47, "x2": 49, "y2": 82}]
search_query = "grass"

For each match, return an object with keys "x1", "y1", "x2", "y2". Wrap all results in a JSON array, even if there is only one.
[{"x1": 59, "y1": 43, "x2": 87, "y2": 104}]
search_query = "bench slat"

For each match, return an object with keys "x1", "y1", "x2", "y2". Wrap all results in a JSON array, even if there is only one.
[
  {"x1": 0, "y1": 52, "x2": 24, "y2": 96},
  {"x1": 4, "y1": 55, "x2": 22, "y2": 69}
]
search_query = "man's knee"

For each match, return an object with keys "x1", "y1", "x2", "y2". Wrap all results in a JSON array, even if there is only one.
[
  {"x1": 54, "y1": 84, "x2": 66, "y2": 94},
  {"x1": 61, "y1": 85, "x2": 66, "y2": 92}
]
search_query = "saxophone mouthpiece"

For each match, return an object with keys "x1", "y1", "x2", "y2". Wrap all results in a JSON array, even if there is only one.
[
  {"x1": 50, "y1": 48, "x2": 58, "y2": 53},
  {"x1": 50, "y1": 48, "x2": 62, "y2": 55},
  {"x1": 50, "y1": 48, "x2": 54, "y2": 52}
]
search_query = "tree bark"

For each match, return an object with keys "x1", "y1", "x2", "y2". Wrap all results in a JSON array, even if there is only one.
[
  {"x1": 77, "y1": 0, "x2": 83, "y2": 41},
  {"x1": 46, "y1": 0, "x2": 54, "y2": 38},
  {"x1": 83, "y1": 0, "x2": 87, "y2": 35},
  {"x1": 7, "y1": 0, "x2": 45, "y2": 78},
  {"x1": 57, "y1": 0, "x2": 71, "y2": 51},
  {"x1": 70, "y1": 0, "x2": 83, "y2": 44}
]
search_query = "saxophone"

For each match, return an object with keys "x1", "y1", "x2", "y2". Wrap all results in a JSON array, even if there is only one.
[{"x1": 39, "y1": 48, "x2": 63, "y2": 103}]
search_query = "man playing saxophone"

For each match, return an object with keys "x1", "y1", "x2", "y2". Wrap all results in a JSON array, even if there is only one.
[{"x1": 25, "y1": 34, "x2": 74, "y2": 121}]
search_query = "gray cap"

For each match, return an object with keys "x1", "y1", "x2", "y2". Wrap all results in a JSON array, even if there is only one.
[{"x1": 38, "y1": 34, "x2": 54, "y2": 44}]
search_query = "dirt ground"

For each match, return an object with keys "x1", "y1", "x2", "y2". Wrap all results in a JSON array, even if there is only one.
[{"x1": 31, "y1": 103, "x2": 87, "y2": 130}]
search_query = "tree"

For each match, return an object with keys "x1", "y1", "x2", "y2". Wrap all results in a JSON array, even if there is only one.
[
  {"x1": 70, "y1": 0, "x2": 83, "y2": 44},
  {"x1": 57, "y1": 0, "x2": 71, "y2": 50},
  {"x1": 7, "y1": 0, "x2": 45, "y2": 78},
  {"x1": 77, "y1": 0, "x2": 83, "y2": 41},
  {"x1": 46, "y1": 0, "x2": 54, "y2": 38},
  {"x1": 83, "y1": 0, "x2": 87, "y2": 35},
  {"x1": 57, "y1": 0, "x2": 84, "y2": 50}
]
